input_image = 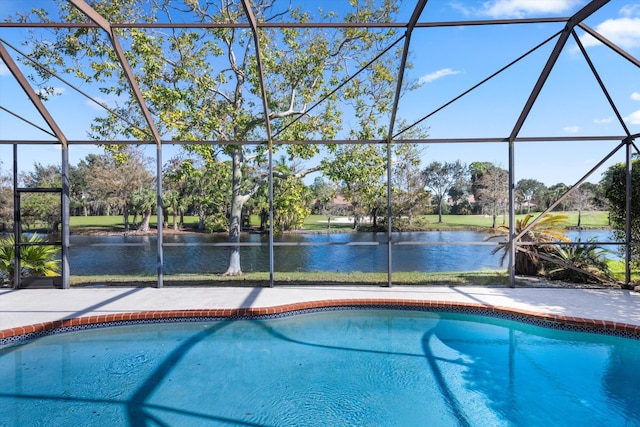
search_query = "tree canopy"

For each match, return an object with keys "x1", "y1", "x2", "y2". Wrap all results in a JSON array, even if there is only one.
[{"x1": 21, "y1": 0, "x2": 419, "y2": 275}]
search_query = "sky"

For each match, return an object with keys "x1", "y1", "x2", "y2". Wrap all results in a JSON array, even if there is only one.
[{"x1": 1, "y1": 0, "x2": 639, "y2": 187}]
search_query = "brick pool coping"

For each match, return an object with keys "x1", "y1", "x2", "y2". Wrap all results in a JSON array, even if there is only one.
[{"x1": 2, "y1": 298, "x2": 640, "y2": 341}]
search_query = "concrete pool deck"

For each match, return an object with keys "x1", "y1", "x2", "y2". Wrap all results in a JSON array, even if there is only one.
[{"x1": 2, "y1": 286, "x2": 640, "y2": 338}]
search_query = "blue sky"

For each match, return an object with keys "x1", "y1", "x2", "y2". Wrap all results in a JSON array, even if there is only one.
[{"x1": 1, "y1": 0, "x2": 639, "y2": 187}]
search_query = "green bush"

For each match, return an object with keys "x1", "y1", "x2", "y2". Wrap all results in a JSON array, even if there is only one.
[{"x1": 0, "y1": 234, "x2": 60, "y2": 285}]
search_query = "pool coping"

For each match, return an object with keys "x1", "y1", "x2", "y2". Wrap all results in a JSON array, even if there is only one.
[{"x1": 3, "y1": 298, "x2": 640, "y2": 345}]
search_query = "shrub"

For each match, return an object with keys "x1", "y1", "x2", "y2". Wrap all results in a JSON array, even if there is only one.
[{"x1": 0, "y1": 234, "x2": 60, "y2": 285}]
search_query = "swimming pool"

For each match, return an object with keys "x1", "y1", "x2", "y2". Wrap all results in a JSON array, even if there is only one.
[{"x1": 1, "y1": 307, "x2": 639, "y2": 426}]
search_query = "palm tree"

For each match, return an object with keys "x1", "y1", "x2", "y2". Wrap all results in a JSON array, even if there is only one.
[
  {"x1": 0, "y1": 234, "x2": 60, "y2": 286},
  {"x1": 543, "y1": 238, "x2": 613, "y2": 283},
  {"x1": 488, "y1": 213, "x2": 569, "y2": 276}
]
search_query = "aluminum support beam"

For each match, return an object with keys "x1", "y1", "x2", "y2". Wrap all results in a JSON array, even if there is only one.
[
  {"x1": 0, "y1": 37, "x2": 150, "y2": 137},
  {"x1": 68, "y1": 0, "x2": 161, "y2": 142},
  {"x1": 61, "y1": 146, "x2": 70, "y2": 289},
  {"x1": 0, "y1": 44, "x2": 67, "y2": 146},
  {"x1": 572, "y1": 31, "x2": 631, "y2": 136},
  {"x1": 385, "y1": 0, "x2": 429, "y2": 287},
  {"x1": 0, "y1": 17, "x2": 569, "y2": 30},
  {"x1": 506, "y1": 0, "x2": 608, "y2": 286},
  {"x1": 625, "y1": 139, "x2": 633, "y2": 288},
  {"x1": 515, "y1": 140, "x2": 625, "y2": 240},
  {"x1": 508, "y1": 0, "x2": 609, "y2": 142},
  {"x1": 241, "y1": 0, "x2": 276, "y2": 287},
  {"x1": 508, "y1": 140, "x2": 516, "y2": 287},
  {"x1": 12, "y1": 145, "x2": 19, "y2": 289},
  {"x1": 69, "y1": 0, "x2": 165, "y2": 287},
  {"x1": 0, "y1": 42, "x2": 70, "y2": 289},
  {"x1": 578, "y1": 24, "x2": 640, "y2": 69}
]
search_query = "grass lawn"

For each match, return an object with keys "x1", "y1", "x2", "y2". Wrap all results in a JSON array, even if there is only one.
[
  {"x1": 414, "y1": 211, "x2": 609, "y2": 229},
  {"x1": 68, "y1": 211, "x2": 610, "y2": 233},
  {"x1": 608, "y1": 260, "x2": 640, "y2": 283},
  {"x1": 70, "y1": 270, "x2": 513, "y2": 287}
]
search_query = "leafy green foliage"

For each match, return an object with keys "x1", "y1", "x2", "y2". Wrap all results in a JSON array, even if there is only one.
[
  {"x1": 0, "y1": 234, "x2": 60, "y2": 285},
  {"x1": 488, "y1": 213, "x2": 570, "y2": 276},
  {"x1": 543, "y1": 238, "x2": 613, "y2": 283},
  {"x1": 422, "y1": 160, "x2": 467, "y2": 223},
  {"x1": 19, "y1": 0, "x2": 422, "y2": 274},
  {"x1": 601, "y1": 160, "x2": 640, "y2": 265}
]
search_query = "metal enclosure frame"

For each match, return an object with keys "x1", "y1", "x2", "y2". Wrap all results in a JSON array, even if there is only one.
[{"x1": 0, "y1": 0, "x2": 639, "y2": 288}]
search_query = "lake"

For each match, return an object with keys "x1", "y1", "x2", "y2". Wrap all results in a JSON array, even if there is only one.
[{"x1": 67, "y1": 230, "x2": 614, "y2": 276}]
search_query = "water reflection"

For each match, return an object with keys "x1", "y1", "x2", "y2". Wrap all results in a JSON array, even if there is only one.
[{"x1": 68, "y1": 230, "x2": 613, "y2": 275}]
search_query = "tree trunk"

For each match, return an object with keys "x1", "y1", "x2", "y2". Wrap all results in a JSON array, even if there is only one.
[
  {"x1": 437, "y1": 196, "x2": 443, "y2": 223},
  {"x1": 139, "y1": 209, "x2": 151, "y2": 232},
  {"x1": 123, "y1": 206, "x2": 130, "y2": 231},
  {"x1": 224, "y1": 149, "x2": 246, "y2": 276},
  {"x1": 172, "y1": 206, "x2": 178, "y2": 230},
  {"x1": 577, "y1": 209, "x2": 582, "y2": 227},
  {"x1": 515, "y1": 250, "x2": 539, "y2": 276}
]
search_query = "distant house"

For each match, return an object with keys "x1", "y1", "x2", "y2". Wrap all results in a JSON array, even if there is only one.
[
  {"x1": 446, "y1": 194, "x2": 476, "y2": 206},
  {"x1": 332, "y1": 195, "x2": 350, "y2": 206}
]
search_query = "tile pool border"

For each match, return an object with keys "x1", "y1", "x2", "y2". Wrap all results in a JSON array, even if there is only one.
[{"x1": 2, "y1": 298, "x2": 640, "y2": 346}]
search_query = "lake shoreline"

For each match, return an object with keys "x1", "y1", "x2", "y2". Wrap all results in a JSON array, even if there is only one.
[{"x1": 66, "y1": 224, "x2": 611, "y2": 237}]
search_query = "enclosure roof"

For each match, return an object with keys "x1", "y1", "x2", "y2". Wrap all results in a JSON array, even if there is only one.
[{"x1": 0, "y1": 0, "x2": 639, "y2": 147}]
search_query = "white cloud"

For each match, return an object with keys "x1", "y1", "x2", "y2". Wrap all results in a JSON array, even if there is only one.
[
  {"x1": 418, "y1": 68, "x2": 460, "y2": 84},
  {"x1": 620, "y1": 4, "x2": 640, "y2": 18},
  {"x1": 625, "y1": 110, "x2": 640, "y2": 125},
  {"x1": 593, "y1": 117, "x2": 614, "y2": 125},
  {"x1": 580, "y1": 17, "x2": 640, "y2": 50},
  {"x1": 479, "y1": 0, "x2": 580, "y2": 18},
  {"x1": 449, "y1": 2, "x2": 472, "y2": 16},
  {"x1": 0, "y1": 62, "x2": 9, "y2": 76},
  {"x1": 563, "y1": 125, "x2": 580, "y2": 133},
  {"x1": 632, "y1": 92, "x2": 640, "y2": 101}
]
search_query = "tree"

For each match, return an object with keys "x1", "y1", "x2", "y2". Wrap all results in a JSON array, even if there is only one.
[
  {"x1": 0, "y1": 234, "x2": 60, "y2": 286},
  {"x1": 543, "y1": 183, "x2": 570, "y2": 211},
  {"x1": 601, "y1": 160, "x2": 640, "y2": 264},
  {"x1": 323, "y1": 144, "x2": 388, "y2": 230},
  {"x1": 391, "y1": 144, "x2": 429, "y2": 227},
  {"x1": 488, "y1": 213, "x2": 569, "y2": 276},
  {"x1": 178, "y1": 159, "x2": 232, "y2": 232},
  {"x1": 22, "y1": 0, "x2": 411, "y2": 275},
  {"x1": 69, "y1": 158, "x2": 93, "y2": 216},
  {"x1": 82, "y1": 148, "x2": 155, "y2": 230},
  {"x1": 468, "y1": 161, "x2": 494, "y2": 214},
  {"x1": 543, "y1": 238, "x2": 612, "y2": 283},
  {"x1": 580, "y1": 181, "x2": 606, "y2": 210},
  {"x1": 565, "y1": 184, "x2": 595, "y2": 227},
  {"x1": 476, "y1": 164, "x2": 508, "y2": 228},
  {"x1": 253, "y1": 157, "x2": 312, "y2": 233},
  {"x1": 422, "y1": 161, "x2": 467, "y2": 223},
  {"x1": 20, "y1": 163, "x2": 62, "y2": 232},
  {"x1": 309, "y1": 177, "x2": 347, "y2": 230},
  {"x1": 515, "y1": 178, "x2": 546, "y2": 213},
  {"x1": 129, "y1": 187, "x2": 156, "y2": 232},
  {"x1": 163, "y1": 156, "x2": 200, "y2": 230},
  {"x1": 0, "y1": 163, "x2": 11, "y2": 231}
]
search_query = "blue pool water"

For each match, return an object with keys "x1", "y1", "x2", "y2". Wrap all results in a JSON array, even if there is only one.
[{"x1": 1, "y1": 309, "x2": 639, "y2": 426}]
